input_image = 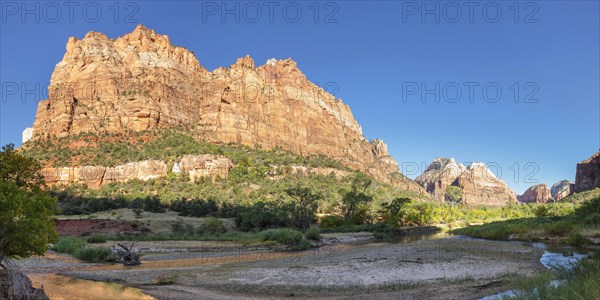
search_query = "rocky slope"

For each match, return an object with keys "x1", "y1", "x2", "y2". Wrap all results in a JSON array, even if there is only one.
[
  {"x1": 28, "y1": 25, "x2": 418, "y2": 190},
  {"x1": 574, "y1": 150, "x2": 600, "y2": 193},
  {"x1": 415, "y1": 158, "x2": 466, "y2": 201},
  {"x1": 416, "y1": 159, "x2": 517, "y2": 206},
  {"x1": 551, "y1": 180, "x2": 573, "y2": 201},
  {"x1": 518, "y1": 184, "x2": 553, "y2": 203}
]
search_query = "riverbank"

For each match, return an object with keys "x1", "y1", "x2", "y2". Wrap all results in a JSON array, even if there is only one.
[{"x1": 15, "y1": 233, "x2": 548, "y2": 300}]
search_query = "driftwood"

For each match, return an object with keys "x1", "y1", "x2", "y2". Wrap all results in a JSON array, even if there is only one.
[{"x1": 110, "y1": 243, "x2": 140, "y2": 266}]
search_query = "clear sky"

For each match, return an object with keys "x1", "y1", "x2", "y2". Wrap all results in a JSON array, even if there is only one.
[{"x1": 1, "y1": 1, "x2": 598, "y2": 194}]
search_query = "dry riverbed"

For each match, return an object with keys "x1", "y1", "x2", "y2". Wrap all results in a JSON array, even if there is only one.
[{"x1": 16, "y1": 234, "x2": 547, "y2": 300}]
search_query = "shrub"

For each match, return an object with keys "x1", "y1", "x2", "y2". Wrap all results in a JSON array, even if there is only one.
[
  {"x1": 319, "y1": 215, "x2": 347, "y2": 228},
  {"x1": 52, "y1": 237, "x2": 86, "y2": 255},
  {"x1": 86, "y1": 234, "x2": 107, "y2": 244},
  {"x1": 583, "y1": 213, "x2": 600, "y2": 226},
  {"x1": 567, "y1": 233, "x2": 591, "y2": 248},
  {"x1": 304, "y1": 227, "x2": 321, "y2": 241},
  {"x1": 259, "y1": 228, "x2": 305, "y2": 247},
  {"x1": 204, "y1": 217, "x2": 226, "y2": 234},
  {"x1": 74, "y1": 247, "x2": 113, "y2": 262}
]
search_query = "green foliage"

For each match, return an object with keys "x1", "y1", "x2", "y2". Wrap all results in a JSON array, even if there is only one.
[
  {"x1": 304, "y1": 227, "x2": 321, "y2": 241},
  {"x1": 0, "y1": 144, "x2": 58, "y2": 260},
  {"x1": 170, "y1": 198, "x2": 219, "y2": 217},
  {"x1": 74, "y1": 247, "x2": 113, "y2": 262},
  {"x1": 567, "y1": 233, "x2": 591, "y2": 247},
  {"x1": 285, "y1": 184, "x2": 321, "y2": 229},
  {"x1": 86, "y1": 234, "x2": 107, "y2": 244},
  {"x1": 319, "y1": 215, "x2": 347, "y2": 228},
  {"x1": 204, "y1": 217, "x2": 226, "y2": 234},
  {"x1": 444, "y1": 186, "x2": 463, "y2": 203},
  {"x1": 258, "y1": 228, "x2": 307, "y2": 248},
  {"x1": 52, "y1": 237, "x2": 87, "y2": 255},
  {"x1": 342, "y1": 173, "x2": 374, "y2": 224},
  {"x1": 235, "y1": 201, "x2": 290, "y2": 231},
  {"x1": 379, "y1": 197, "x2": 412, "y2": 227},
  {"x1": 508, "y1": 260, "x2": 600, "y2": 300},
  {"x1": 583, "y1": 213, "x2": 600, "y2": 226}
]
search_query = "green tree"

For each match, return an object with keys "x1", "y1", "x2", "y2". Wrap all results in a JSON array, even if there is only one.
[
  {"x1": 0, "y1": 144, "x2": 58, "y2": 262},
  {"x1": 444, "y1": 185, "x2": 463, "y2": 223},
  {"x1": 380, "y1": 197, "x2": 412, "y2": 227},
  {"x1": 285, "y1": 185, "x2": 321, "y2": 230},
  {"x1": 342, "y1": 173, "x2": 373, "y2": 223}
]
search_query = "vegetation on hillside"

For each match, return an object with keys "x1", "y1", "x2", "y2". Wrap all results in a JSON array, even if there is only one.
[{"x1": 20, "y1": 129, "x2": 350, "y2": 170}]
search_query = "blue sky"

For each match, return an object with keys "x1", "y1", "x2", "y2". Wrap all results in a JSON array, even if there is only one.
[{"x1": 1, "y1": 1, "x2": 598, "y2": 193}]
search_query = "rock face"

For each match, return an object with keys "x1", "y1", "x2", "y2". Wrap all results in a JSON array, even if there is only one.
[
  {"x1": 415, "y1": 158, "x2": 466, "y2": 201},
  {"x1": 452, "y1": 162, "x2": 517, "y2": 206},
  {"x1": 41, "y1": 160, "x2": 168, "y2": 188},
  {"x1": 178, "y1": 154, "x2": 234, "y2": 182},
  {"x1": 269, "y1": 165, "x2": 351, "y2": 180},
  {"x1": 41, "y1": 155, "x2": 233, "y2": 188},
  {"x1": 22, "y1": 127, "x2": 33, "y2": 144},
  {"x1": 551, "y1": 180, "x2": 573, "y2": 201},
  {"x1": 574, "y1": 150, "x2": 600, "y2": 193},
  {"x1": 29, "y1": 25, "x2": 403, "y2": 185},
  {"x1": 518, "y1": 184, "x2": 553, "y2": 203}
]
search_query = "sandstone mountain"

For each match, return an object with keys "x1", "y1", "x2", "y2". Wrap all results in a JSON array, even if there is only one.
[
  {"x1": 28, "y1": 25, "x2": 422, "y2": 191},
  {"x1": 518, "y1": 184, "x2": 553, "y2": 204},
  {"x1": 452, "y1": 163, "x2": 517, "y2": 206},
  {"x1": 416, "y1": 159, "x2": 517, "y2": 206},
  {"x1": 550, "y1": 180, "x2": 573, "y2": 201},
  {"x1": 415, "y1": 158, "x2": 466, "y2": 201},
  {"x1": 574, "y1": 150, "x2": 600, "y2": 193}
]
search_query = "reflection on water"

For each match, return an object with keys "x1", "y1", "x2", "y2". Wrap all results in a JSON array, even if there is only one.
[{"x1": 29, "y1": 274, "x2": 155, "y2": 300}]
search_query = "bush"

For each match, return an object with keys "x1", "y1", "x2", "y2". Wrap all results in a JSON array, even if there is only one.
[
  {"x1": 583, "y1": 213, "x2": 600, "y2": 226},
  {"x1": 567, "y1": 233, "x2": 591, "y2": 248},
  {"x1": 259, "y1": 228, "x2": 305, "y2": 246},
  {"x1": 304, "y1": 227, "x2": 321, "y2": 241},
  {"x1": 204, "y1": 217, "x2": 226, "y2": 234},
  {"x1": 74, "y1": 247, "x2": 113, "y2": 262},
  {"x1": 52, "y1": 237, "x2": 86, "y2": 255},
  {"x1": 86, "y1": 234, "x2": 107, "y2": 244},
  {"x1": 319, "y1": 215, "x2": 347, "y2": 228}
]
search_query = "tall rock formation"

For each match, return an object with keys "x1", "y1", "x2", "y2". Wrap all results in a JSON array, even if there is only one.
[
  {"x1": 415, "y1": 158, "x2": 466, "y2": 201},
  {"x1": 29, "y1": 25, "x2": 406, "y2": 185},
  {"x1": 574, "y1": 150, "x2": 600, "y2": 193},
  {"x1": 453, "y1": 163, "x2": 517, "y2": 206},
  {"x1": 551, "y1": 180, "x2": 573, "y2": 201},
  {"x1": 416, "y1": 159, "x2": 517, "y2": 206},
  {"x1": 518, "y1": 184, "x2": 553, "y2": 203}
]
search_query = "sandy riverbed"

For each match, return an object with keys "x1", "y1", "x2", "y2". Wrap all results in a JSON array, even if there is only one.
[{"x1": 16, "y1": 234, "x2": 547, "y2": 300}]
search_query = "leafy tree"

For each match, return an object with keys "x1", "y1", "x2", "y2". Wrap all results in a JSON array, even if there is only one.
[
  {"x1": 342, "y1": 173, "x2": 373, "y2": 223},
  {"x1": 445, "y1": 185, "x2": 463, "y2": 222},
  {"x1": 0, "y1": 144, "x2": 58, "y2": 262},
  {"x1": 380, "y1": 197, "x2": 412, "y2": 227},
  {"x1": 285, "y1": 185, "x2": 321, "y2": 230},
  {"x1": 445, "y1": 186, "x2": 463, "y2": 204}
]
